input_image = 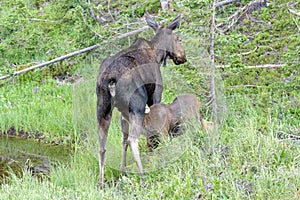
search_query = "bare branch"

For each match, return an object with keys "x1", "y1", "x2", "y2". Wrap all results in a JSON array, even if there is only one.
[
  {"x1": 160, "y1": 0, "x2": 172, "y2": 10},
  {"x1": 277, "y1": 131, "x2": 300, "y2": 141},
  {"x1": 0, "y1": 19, "x2": 171, "y2": 82},
  {"x1": 115, "y1": 19, "x2": 168, "y2": 40},
  {"x1": 216, "y1": 64, "x2": 285, "y2": 69},
  {"x1": 288, "y1": 8, "x2": 300, "y2": 17},
  {"x1": 217, "y1": 0, "x2": 268, "y2": 32},
  {"x1": 0, "y1": 45, "x2": 100, "y2": 81},
  {"x1": 28, "y1": 18, "x2": 59, "y2": 23},
  {"x1": 210, "y1": 4, "x2": 217, "y2": 122},
  {"x1": 240, "y1": 46, "x2": 258, "y2": 56},
  {"x1": 215, "y1": 0, "x2": 240, "y2": 8},
  {"x1": 209, "y1": 1, "x2": 219, "y2": 137},
  {"x1": 288, "y1": 8, "x2": 300, "y2": 32}
]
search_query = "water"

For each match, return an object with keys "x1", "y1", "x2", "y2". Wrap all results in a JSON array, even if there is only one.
[{"x1": 0, "y1": 136, "x2": 72, "y2": 183}]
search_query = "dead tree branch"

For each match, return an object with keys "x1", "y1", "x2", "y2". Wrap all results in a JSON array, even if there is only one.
[
  {"x1": 160, "y1": 0, "x2": 172, "y2": 10},
  {"x1": 288, "y1": 8, "x2": 300, "y2": 17},
  {"x1": 209, "y1": 1, "x2": 218, "y2": 135},
  {"x1": 115, "y1": 19, "x2": 168, "y2": 40},
  {"x1": 288, "y1": 8, "x2": 300, "y2": 32},
  {"x1": 277, "y1": 131, "x2": 300, "y2": 141},
  {"x1": 216, "y1": 64, "x2": 285, "y2": 69},
  {"x1": 215, "y1": 0, "x2": 240, "y2": 8},
  {"x1": 217, "y1": 0, "x2": 267, "y2": 32},
  {"x1": 28, "y1": 18, "x2": 59, "y2": 23},
  {"x1": 0, "y1": 45, "x2": 100, "y2": 81}
]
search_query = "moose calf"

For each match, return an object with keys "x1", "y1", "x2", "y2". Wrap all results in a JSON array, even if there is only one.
[{"x1": 143, "y1": 94, "x2": 212, "y2": 151}]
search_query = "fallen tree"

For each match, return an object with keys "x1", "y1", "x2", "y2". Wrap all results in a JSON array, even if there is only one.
[{"x1": 0, "y1": 45, "x2": 100, "y2": 81}]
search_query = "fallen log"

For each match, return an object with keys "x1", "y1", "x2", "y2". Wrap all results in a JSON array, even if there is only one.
[{"x1": 0, "y1": 45, "x2": 100, "y2": 81}]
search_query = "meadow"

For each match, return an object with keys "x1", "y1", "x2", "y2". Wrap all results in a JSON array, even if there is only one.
[{"x1": 0, "y1": 0, "x2": 299, "y2": 199}]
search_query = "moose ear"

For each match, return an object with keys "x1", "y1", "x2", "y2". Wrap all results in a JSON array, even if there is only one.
[
  {"x1": 167, "y1": 15, "x2": 181, "y2": 30},
  {"x1": 145, "y1": 14, "x2": 158, "y2": 31}
]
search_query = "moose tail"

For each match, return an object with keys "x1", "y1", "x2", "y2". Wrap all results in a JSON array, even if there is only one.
[{"x1": 108, "y1": 80, "x2": 116, "y2": 97}]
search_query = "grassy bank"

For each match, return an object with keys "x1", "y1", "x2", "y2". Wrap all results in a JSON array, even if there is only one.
[{"x1": 1, "y1": 93, "x2": 299, "y2": 199}]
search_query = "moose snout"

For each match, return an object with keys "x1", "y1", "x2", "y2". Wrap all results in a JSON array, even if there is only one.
[{"x1": 173, "y1": 54, "x2": 187, "y2": 65}]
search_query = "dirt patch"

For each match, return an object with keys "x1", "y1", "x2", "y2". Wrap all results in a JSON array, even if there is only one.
[{"x1": 0, "y1": 127, "x2": 45, "y2": 140}]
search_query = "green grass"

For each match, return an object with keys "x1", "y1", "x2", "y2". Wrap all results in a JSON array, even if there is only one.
[
  {"x1": 1, "y1": 57, "x2": 299, "y2": 199},
  {"x1": 0, "y1": 78, "x2": 74, "y2": 142},
  {"x1": 1, "y1": 95, "x2": 299, "y2": 199}
]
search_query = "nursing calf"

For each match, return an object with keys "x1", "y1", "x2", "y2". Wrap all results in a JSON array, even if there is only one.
[{"x1": 143, "y1": 94, "x2": 211, "y2": 151}]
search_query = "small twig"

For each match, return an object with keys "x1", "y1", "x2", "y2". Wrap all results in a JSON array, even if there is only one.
[
  {"x1": 107, "y1": 0, "x2": 115, "y2": 22},
  {"x1": 288, "y1": 9, "x2": 300, "y2": 32},
  {"x1": 57, "y1": 95, "x2": 66, "y2": 103},
  {"x1": 28, "y1": 18, "x2": 59, "y2": 23},
  {"x1": 228, "y1": 84, "x2": 260, "y2": 88},
  {"x1": 240, "y1": 46, "x2": 258, "y2": 56},
  {"x1": 115, "y1": 19, "x2": 168, "y2": 40}
]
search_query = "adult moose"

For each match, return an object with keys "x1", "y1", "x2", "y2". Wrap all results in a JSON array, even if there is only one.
[{"x1": 96, "y1": 14, "x2": 186, "y2": 187}]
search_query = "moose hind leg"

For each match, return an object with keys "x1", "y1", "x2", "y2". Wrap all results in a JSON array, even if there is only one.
[
  {"x1": 128, "y1": 113, "x2": 145, "y2": 179},
  {"x1": 97, "y1": 114, "x2": 112, "y2": 187}
]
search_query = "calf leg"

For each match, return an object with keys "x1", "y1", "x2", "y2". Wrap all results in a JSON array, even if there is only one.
[
  {"x1": 121, "y1": 115, "x2": 129, "y2": 172},
  {"x1": 128, "y1": 113, "x2": 145, "y2": 179}
]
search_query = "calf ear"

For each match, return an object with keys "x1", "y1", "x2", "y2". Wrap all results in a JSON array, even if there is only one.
[
  {"x1": 167, "y1": 15, "x2": 181, "y2": 30},
  {"x1": 145, "y1": 14, "x2": 158, "y2": 31}
]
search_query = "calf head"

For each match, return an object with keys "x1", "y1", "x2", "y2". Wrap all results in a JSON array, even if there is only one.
[{"x1": 146, "y1": 15, "x2": 187, "y2": 66}]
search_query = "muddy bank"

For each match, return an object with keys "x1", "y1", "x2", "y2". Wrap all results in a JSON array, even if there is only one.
[
  {"x1": 0, "y1": 127, "x2": 45, "y2": 140},
  {"x1": 0, "y1": 127, "x2": 77, "y2": 145}
]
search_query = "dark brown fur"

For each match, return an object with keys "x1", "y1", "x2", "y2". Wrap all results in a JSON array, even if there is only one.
[{"x1": 96, "y1": 15, "x2": 186, "y2": 187}]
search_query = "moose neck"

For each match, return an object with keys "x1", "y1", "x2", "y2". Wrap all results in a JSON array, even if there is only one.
[{"x1": 150, "y1": 34, "x2": 168, "y2": 66}]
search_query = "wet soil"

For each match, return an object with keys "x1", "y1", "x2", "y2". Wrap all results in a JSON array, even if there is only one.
[{"x1": 0, "y1": 128, "x2": 72, "y2": 184}]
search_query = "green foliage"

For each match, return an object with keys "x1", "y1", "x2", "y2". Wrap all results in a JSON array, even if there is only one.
[
  {"x1": 216, "y1": 1, "x2": 300, "y2": 67},
  {"x1": 0, "y1": 0, "x2": 97, "y2": 77}
]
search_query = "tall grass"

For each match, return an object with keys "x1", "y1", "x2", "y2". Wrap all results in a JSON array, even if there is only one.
[
  {"x1": 1, "y1": 94, "x2": 299, "y2": 199},
  {"x1": 1, "y1": 52, "x2": 299, "y2": 200},
  {"x1": 0, "y1": 78, "x2": 73, "y2": 140}
]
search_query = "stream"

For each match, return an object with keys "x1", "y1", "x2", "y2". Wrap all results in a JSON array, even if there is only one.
[{"x1": 0, "y1": 136, "x2": 72, "y2": 184}]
